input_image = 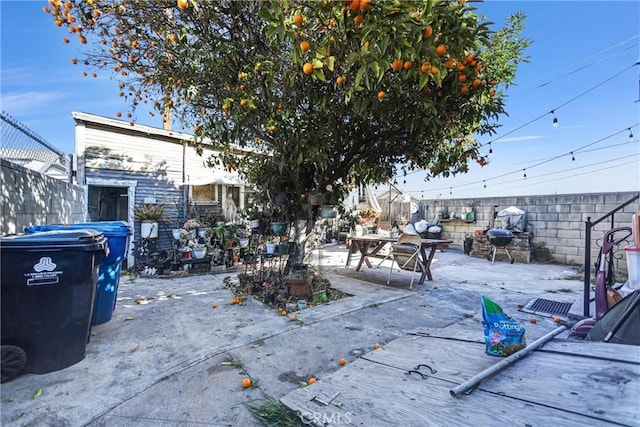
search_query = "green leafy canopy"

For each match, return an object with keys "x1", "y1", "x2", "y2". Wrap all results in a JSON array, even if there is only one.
[{"x1": 47, "y1": 0, "x2": 530, "y2": 216}]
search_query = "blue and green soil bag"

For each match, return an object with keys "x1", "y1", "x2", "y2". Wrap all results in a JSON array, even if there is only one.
[{"x1": 482, "y1": 296, "x2": 526, "y2": 356}]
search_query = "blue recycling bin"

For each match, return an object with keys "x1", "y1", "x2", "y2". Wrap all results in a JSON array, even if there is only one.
[{"x1": 26, "y1": 221, "x2": 132, "y2": 325}]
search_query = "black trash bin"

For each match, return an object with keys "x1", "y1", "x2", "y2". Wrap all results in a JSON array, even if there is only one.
[{"x1": 0, "y1": 230, "x2": 108, "y2": 382}]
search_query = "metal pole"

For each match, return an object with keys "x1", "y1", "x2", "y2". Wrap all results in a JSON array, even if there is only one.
[
  {"x1": 388, "y1": 182, "x2": 392, "y2": 232},
  {"x1": 583, "y1": 217, "x2": 592, "y2": 317},
  {"x1": 449, "y1": 325, "x2": 567, "y2": 398}
]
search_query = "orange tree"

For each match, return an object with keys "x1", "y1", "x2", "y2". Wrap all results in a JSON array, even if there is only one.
[{"x1": 45, "y1": 0, "x2": 529, "y2": 223}]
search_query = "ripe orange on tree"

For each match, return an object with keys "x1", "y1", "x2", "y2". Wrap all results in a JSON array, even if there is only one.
[
  {"x1": 300, "y1": 41, "x2": 310, "y2": 53},
  {"x1": 403, "y1": 61, "x2": 412, "y2": 70},
  {"x1": 302, "y1": 62, "x2": 314, "y2": 75},
  {"x1": 240, "y1": 99, "x2": 248, "y2": 107},
  {"x1": 436, "y1": 44, "x2": 447, "y2": 56},
  {"x1": 444, "y1": 58, "x2": 454, "y2": 68},
  {"x1": 391, "y1": 59, "x2": 403, "y2": 72},
  {"x1": 292, "y1": 14, "x2": 303, "y2": 26},
  {"x1": 177, "y1": 0, "x2": 188, "y2": 10},
  {"x1": 472, "y1": 79, "x2": 481, "y2": 88},
  {"x1": 336, "y1": 76, "x2": 345, "y2": 84},
  {"x1": 420, "y1": 62, "x2": 430, "y2": 73},
  {"x1": 353, "y1": 14, "x2": 364, "y2": 26},
  {"x1": 377, "y1": 91, "x2": 385, "y2": 101},
  {"x1": 422, "y1": 25, "x2": 433, "y2": 38}
]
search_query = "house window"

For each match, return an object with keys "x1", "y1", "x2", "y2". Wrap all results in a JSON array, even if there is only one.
[{"x1": 192, "y1": 184, "x2": 217, "y2": 203}]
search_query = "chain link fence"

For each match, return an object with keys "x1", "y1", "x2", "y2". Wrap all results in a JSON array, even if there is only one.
[{"x1": 1, "y1": 111, "x2": 71, "y2": 181}]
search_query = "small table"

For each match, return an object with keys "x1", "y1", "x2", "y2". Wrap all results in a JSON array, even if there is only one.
[{"x1": 346, "y1": 235, "x2": 451, "y2": 284}]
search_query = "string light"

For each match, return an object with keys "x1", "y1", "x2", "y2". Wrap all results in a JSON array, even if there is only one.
[
  {"x1": 551, "y1": 110, "x2": 559, "y2": 127},
  {"x1": 449, "y1": 187, "x2": 452, "y2": 195},
  {"x1": 571, "y1": 152, "x2": 575, "y2": 161},
  {"x1": 523, "y1": 169, "x2": 527, "y2": 179},
  {"x1": 629, "y1": 128, "x2": 634, "y2": 139},
  {"x1": 483, "y1": 180, "x2": 486, "y2": 188},
  {"x1": 488, "y1": 142, "x2": 493, "y2": 154}
]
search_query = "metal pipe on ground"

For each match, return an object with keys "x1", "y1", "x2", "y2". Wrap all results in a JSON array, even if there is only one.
[{"x1": 449, "y1": 325, "x2": 567, "y2": 398}]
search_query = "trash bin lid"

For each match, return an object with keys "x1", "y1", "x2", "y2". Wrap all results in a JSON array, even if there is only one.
[
  {"x1": 26, "y1": 222, "x2": 132, "y2": 237},
  {"x1": 1, "y1": 229, "x2": 109, "y2": 252}
]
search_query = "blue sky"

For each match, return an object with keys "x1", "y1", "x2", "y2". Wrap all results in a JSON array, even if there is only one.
[{"x1": 1, "y1": 1, "x2": 639, "y2": 198}]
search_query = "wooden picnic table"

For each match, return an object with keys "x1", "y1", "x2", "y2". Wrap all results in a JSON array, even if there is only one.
[{"x1": 345, "y1": 234, "x2": 452, "y2": 284}]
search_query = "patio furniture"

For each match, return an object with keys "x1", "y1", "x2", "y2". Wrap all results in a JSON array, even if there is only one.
[
  {"x1": 386, "y1": 233, "x2": 424, "y2": 289},
  {"x1": 346, "y1": 234, "x2": 451, "y2": 285}
]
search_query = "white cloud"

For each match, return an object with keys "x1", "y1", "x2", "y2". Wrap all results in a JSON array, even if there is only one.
[
  {"x1": 1, "y1": 90, "x2": 68, "y2": 115},
  {"x1": 497, "y1": 135, "x2": 543, "y2": 143}
]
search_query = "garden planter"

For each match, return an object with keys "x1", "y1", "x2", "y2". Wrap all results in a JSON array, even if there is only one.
[
  {"x1": 278, "y1": 243, "x2": 289, "y2": 255},
  {"x1": 250, "y1": 219, "x2": 260, "y2": 229},
  {"x1": 287, "y1": 277, "x2": 311, "y2": 298},
  {"x1": 140, "y1": 222, "x2": 158, "y2": 239},
  {"x1": 320, "y1": 205, "x2": 338, "y2": 218},
  {"x1": 266, "y1": 243, "x2": 276, "y2": 254},
  {"x1": 271, "y1": 222, "x2": 288, "y2": 235},
  {"x1": 192, "y1": 247, "x2": 207, "y2": 259}
]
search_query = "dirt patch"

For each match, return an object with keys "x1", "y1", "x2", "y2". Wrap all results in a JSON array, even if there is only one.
[{"x1": 224, "y1": 272, "x2": 349, "y2": 312}]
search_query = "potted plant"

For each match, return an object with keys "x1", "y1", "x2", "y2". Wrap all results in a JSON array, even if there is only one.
[
  {"x1": 192, "y1": 244, "x2": 207, "y2": 259},
  {"x1": 134, "y1": 203, "x2": 165, "y2": 239},
  {"x1": 265, "y1": 239, "x2": 277, "y2": 255},
  {"x1": 183, "y1": 218, "x2": 201, "y2": 239}
]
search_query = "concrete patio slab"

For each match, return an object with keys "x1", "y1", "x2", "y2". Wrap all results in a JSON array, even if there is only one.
[{"x1": 2, "y1": 245, "x2": 616, "y2": 426}]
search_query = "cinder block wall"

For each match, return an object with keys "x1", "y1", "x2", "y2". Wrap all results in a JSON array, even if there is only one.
[
  {"x1": 418, "y1": 192, "x2": 639, "y2": 269},
  {"x1": 1, "y1": 159, "x2": 85, "y2": 235}
]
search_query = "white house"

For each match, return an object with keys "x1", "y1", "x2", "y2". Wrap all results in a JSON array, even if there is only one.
[{"x1": 72, "y1": 112, "x2": 250, "y2": 266}]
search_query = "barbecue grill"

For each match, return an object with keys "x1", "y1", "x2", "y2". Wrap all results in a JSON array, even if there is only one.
[{"x1": 486, "y1": 228, "x2": 514, "y2": 264}]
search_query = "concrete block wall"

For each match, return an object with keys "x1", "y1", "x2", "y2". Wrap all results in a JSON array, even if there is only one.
[
  {"x1": 419, "y1": 192, "x2": 639, "y2": 270},
  {"x1": 1, "y1": 159, "x2": 85, "y2": 235}
]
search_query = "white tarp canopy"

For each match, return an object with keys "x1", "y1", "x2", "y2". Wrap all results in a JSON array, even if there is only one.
[
  {"x1": 365, "y1": 186, "x2": 382, "y2": 213},
  {"x1": 180, "y1": 168, "x2": 244, "y2": 186}
]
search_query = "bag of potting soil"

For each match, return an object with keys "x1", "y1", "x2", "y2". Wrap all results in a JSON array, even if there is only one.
[{"x1": 482, "y1": 296, "x2": 526, "y2": 357}]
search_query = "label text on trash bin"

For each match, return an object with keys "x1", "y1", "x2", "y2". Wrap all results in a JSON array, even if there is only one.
[{"x1": 25, "y1": 257, "x2": 62, "y2": 286}]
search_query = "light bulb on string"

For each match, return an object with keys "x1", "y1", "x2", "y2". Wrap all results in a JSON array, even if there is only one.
[
  {"x1": 449, "y1": 187, "x2": 452, "y2": 195},
  {"x1": 551, "y1": 110, "x2": 558, "y2": 128},
  {"x1": 523, "y1": 169, "x2": 527, "y2": 179},
  {"x1": 488, "y1": 142, "x2": 493, "y2": 154},
  {"x1": 483, "y1": 180, "x2": 486, "y2": 188},
  {"x1": 571, "y1": 152, "x2": 575, "y2": 161},
  {"x1": 403, "y1": 179, "x2": 406, "y2": 184},
  {"x1": 629, "y1": 128, "x2": 634, "y2": 139}
]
